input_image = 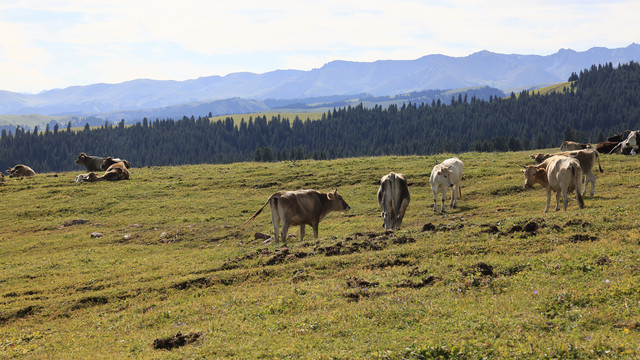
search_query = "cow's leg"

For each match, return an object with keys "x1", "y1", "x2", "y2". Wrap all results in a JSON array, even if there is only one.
[
  {"x1": 450, "y1": 185, "x2": 458, "y2": 208},
  {"x1": 311, "y1": 222, "x2": 319, "y2": 239},
  {"x1": 280, "y1": 220, "x2": 290, "y2": 243},
  {"x1": 432, "y1": 189, "x2": 438, "y2": 212},
  {"x1": 556, "y1": 190, "x2": 563, "y2": 211},
  {"x1": 299, "y1": 225, "x2": 306, "y2": 242},
  {"x1": 585, "y1": 172, "x2": 595, "y2": 196},
  {"x1": 270, "y1": 201, "x2": 280, "y2": 242},
  {"x1": 440, "y1": 190, "x2": 446, "y2": 213},
  {"x1": 544, "y1": 188, "x2": 551, "y2": 213}
]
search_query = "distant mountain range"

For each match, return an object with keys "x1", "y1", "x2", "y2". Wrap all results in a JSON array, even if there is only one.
[{"x1": 1, "y1": 43, "x2": 639, "y2": 129}]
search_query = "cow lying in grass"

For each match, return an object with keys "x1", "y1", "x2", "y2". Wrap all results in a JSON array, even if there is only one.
[
  {"x1": 7, "y1": 164, "x2": 36, "y2": 178},
  {"x1": 76, "y1": 161, "x2": 130, "y2": 182}
]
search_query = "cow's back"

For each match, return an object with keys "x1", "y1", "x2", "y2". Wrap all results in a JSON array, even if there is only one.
[
  {"x1": 276, "y1": 190, "x2": 322, "y2": 226},
  {"x1": 547, "y1": 156, "x2": 581, "y2": 192}
]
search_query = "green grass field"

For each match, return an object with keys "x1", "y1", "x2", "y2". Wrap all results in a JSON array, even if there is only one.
[{"x1": 1, "y1": 150, "x2": 639, "y2": 359}]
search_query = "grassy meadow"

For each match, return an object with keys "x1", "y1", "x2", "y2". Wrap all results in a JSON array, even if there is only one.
[{"x1": 1, "y1": 150, "x2": 639, "y2": 359}]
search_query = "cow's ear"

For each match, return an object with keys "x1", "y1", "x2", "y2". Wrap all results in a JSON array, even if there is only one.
[{"x1": 327, "y1": 190, "x2": 335, "y2": 200}]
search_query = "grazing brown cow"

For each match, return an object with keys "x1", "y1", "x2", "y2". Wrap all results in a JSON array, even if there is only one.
[
  {"x1": 522, "y1": 156, "x2": 584, "y2": 212},
  {"x1": 6, "y1": 164, "x2": 36, "y2": 177},
  {"x1": 75, "y1": 153, "x2": 106, "y2": 171},
  {"x1": 560, "y1": 141, "x2": 592, "y2": 152},
  {"x1": 244, "y1": 189, "x2": 350, "y2": 242},
  {"x1": 377, "y1": 172, "x2": 410, "y2": 229},
  {"x1": 101, "y1": 157, "x2": 131, "y2": 170},
  {"x1": 529, "y1": 149, "x2": 602, "y2": 196}
]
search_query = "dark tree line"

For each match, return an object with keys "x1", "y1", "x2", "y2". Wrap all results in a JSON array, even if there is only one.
[{"x1": 2, "y1": 61, "x2": 640, "y2": 173}]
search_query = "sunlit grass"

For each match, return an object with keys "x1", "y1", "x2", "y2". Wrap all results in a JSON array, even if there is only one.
[{"x1": 1, "y1": 151, "x2": 639, "y2": 358}]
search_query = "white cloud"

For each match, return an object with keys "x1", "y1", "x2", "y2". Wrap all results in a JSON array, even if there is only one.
[{"x1": 0, "y1": 0, "x2": 638, "y2": 93}]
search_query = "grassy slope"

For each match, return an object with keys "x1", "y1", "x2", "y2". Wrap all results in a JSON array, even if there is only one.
[{"x1": 1, "y1": 151, "x2": 639, "y2": 359}]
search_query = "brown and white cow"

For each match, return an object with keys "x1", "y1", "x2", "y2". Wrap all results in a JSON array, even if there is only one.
[
  {"x1": 75, "y1": 153, "x2": 106, "y2": 171},
  {"x1": 6, "y1": 164, "x2": 36, "y2": 177},
  {"x1": 560, "y1": 141, "x2": 592, "y2": 152},
  {"x1": 430, "y1": 157, "x2": 463, "y2": 213},
  {"x1": 377, "y1": 172, "x2": 410, "y2": 229},
  {"x1": 101, "y1": 157, "x2": 131, "y2": 170},
  {"x1": 244, "y1": 189, "x2": 350, "y2": 242},
  {"x1": 529, "y1": 149, "x2": 602, "y2": 196},
  {"x1": 522, "y1": 155, "x2": 584, "y2": 212}
]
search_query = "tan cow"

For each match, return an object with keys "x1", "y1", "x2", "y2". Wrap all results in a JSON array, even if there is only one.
[
  {"x1": 522, "y1": 155, "x2": 584, "y2": 212},
  {"x1": 560, "y1": 141, "x2": 592, "y2": 152},
  {"x1": 244, "y1": 189, "x2": 350, "y2": 242},
  {"x1": 377, "y1": 172, "x2": 410, "y2": 229},
  {"x1": 101, "y1": 157, "x2": 131, "y2": 170},
  {"x1": 529, "y1": 149, "x2": 602, "y2": 196},
  {"x1": 6, "y1": 164, "x2": 36, "y2": 177}
]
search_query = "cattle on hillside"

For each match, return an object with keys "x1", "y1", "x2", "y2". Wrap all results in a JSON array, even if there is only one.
[
  {"x1": 521, "y1": 155, "x2": 584, "y2": 212},
  {"x1": 75, "y1": 153, "x2": 106, "y2": 172},
  {"x1": 6, "y1": 164, "x2": 36, "y2": 178},
  {"x1": 430, "y1": 157, "x2": 463, "y2": 213},
  {"x1": 560, "y1": 141, "x2": 592, "y2": 152},
  {"x1": 377, "y1": 172, "x2": 410, "y2": 229},
  {"x1": 244, "y1": 189, "x2": 350, "y2": 242},
  {"x1": 529, "y1": 149, "x2": 603, "y2": 196}
]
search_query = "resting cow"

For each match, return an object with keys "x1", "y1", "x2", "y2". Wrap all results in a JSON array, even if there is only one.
[
  {"x1": 6, "y1": 164, "x2": 36, "y2": 178},
  {"x1": 430, "y1": 157, "x2": 463, "y2": 213},
  {"x1": 529, "y1": 149, "x2": 602, "y2": 196},
  {"x1": 244, "y1": 189, "x2": 350, "y2": 242},
  {"x1": 521, "y1": 155, "x2": 584, "y2": 212},
  {"x1": 595, "y1": 141, "x2": 619, "y2": 154},
  {"x1": 76, "y1": 162, "x2": 130, "y2": 182},
  {"x1": 75, "y1": 153, "x2": 106, "y2": 172},
  {"x1": 560, "y1": 141, "x2": 591, "y2": 152},
  {"x1": 101, "y1": 157, "x2": 131, "y2": 170},
  {"x1": 377, "y1": 172, "x2": 410, "y2": 229}
]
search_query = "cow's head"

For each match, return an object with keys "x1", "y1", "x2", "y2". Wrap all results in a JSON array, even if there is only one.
[
  {"x1": 327, "y1": 189, "x2": 350, "y2": 211},
  {"x1": 75, "y1": 153, "x2": 88, "y2": 165},
  {"x1": 434, "y1": 166, "x2": 454, "y2": 188},
  {"x1": 521, "y1": 165, "x2": 546, "y2": 189},
  {"x1": 530, "y1": 153, "x2": 551, "y2": 164},
  {"x1": 101, "y1": 157, "x2": 115, "y2": 170}
]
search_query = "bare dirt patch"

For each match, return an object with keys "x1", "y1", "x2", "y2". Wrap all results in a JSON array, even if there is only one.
[{"x1": 152, "y1": 332, "x2": 201, "y2": 350}]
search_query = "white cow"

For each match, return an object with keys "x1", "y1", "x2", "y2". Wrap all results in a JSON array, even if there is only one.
[
  {"x1": 521, "y1": 155, "x2": 584, "y2": 212},
  {"x1": 430, "y1": 157, "x2": 463, "y2": 213}
]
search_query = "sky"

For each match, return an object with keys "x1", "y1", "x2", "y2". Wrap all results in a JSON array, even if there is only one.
[{"x1": 0, "y1": 0, "x2": 638, "y2": 94}]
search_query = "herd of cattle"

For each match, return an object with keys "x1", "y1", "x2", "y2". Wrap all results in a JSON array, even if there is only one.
[
  {"x1": 244, "y1": 141, "x2": 618, "y2": 242},
  {"x1": 1, "y1": 130, "x2": 638, "y2": 242}
]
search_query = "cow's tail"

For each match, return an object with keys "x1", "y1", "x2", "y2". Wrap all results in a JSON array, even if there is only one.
[
  {"x1": 595, "y1": 151, "x2": 603, "y2": 173},
  {"x1": 572, "y1": 164, "x2": 585, "y2": 209},
  {"x1": 243, "y1": 193, "x2": 279, "y2": 225}
]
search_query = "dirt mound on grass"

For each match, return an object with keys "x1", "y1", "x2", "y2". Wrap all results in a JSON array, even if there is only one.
[{"x1": 152, "y1": 332, "x2": 201, "y2": 350}]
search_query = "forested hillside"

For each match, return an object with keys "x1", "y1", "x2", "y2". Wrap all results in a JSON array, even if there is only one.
[{"x1": 1, "y1": 62, "x2": 639, "y2": 173}]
